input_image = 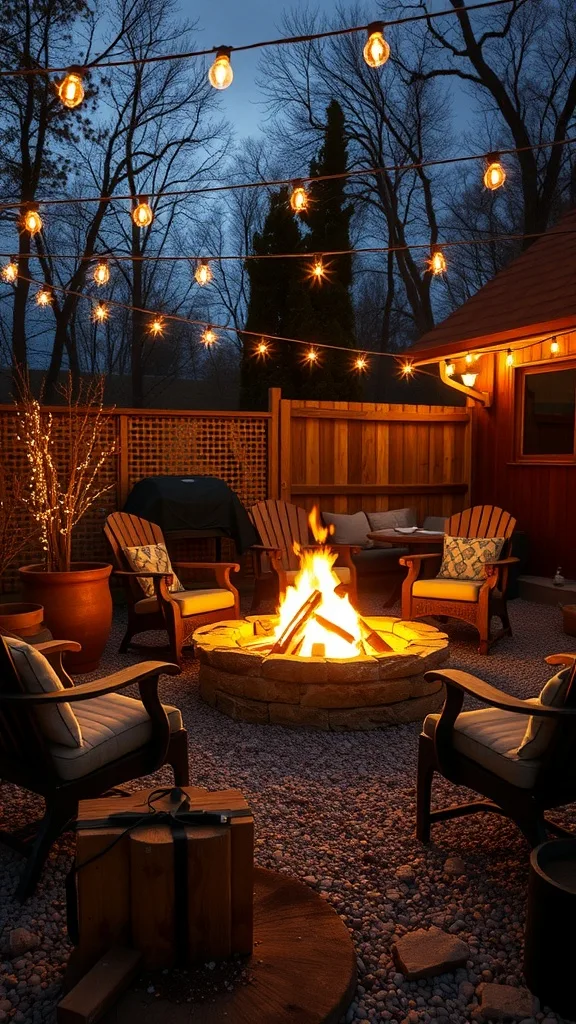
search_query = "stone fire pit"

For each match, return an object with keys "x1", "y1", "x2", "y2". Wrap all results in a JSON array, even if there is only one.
[{"x1": 194, "y1": 615, "x2": 449, "y2": 730}]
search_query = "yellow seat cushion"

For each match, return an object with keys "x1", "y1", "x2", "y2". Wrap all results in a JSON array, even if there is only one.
[
  {"x1": 135, "y1": 588, "x2": 235, "y2": 617},
  {"x1": 412, "y1": 578, "x2": 483, "y2": 602},
  {"x1": 284, "y1": 567, "x2": 351, "y2": 586},
  {"x1": 423, "y1": 707, "x2": 540, "y2": 789},
  {"x1": 50, "y1": 692, "x2": 182, "y2": 781}
]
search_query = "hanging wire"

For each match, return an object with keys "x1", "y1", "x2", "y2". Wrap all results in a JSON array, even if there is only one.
[
  {"x1": 0, "y1": 0, "x2": 516, "y2": 79},
  {"x1": 0, "y1": 136, "x2": 572, "y2": 213}
]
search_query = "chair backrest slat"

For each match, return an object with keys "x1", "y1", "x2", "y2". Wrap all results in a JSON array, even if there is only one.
[
  {"x1": 104, "y1": 513, "x2": 166, "y2": 603},
  {"x1": 447, "y1": 505, "x2": 516, "y2": 541},
  {"x1": 249, "y1": 500, "x2": 310, "y2": 571}
]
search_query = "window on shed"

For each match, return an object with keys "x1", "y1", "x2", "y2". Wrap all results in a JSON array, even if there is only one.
[{"x1": 521, "y1": 367, "x2": 576, "y2": 456}]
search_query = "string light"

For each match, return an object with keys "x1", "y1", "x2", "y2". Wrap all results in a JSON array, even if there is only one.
[
  {"x1": 445, "y1": 362, "x2": 455, "y2": 377},
  {"x1": 57, "y1": 68, "x2": 84, "y2": 108},
  {"x1": 309, "y1": 255, "x2": 326, "y2": 282},
  {"x1": 461, "y1": 371, "x2": 478, "y2": 387},
  {"x1": 304, "y1": 347, "x2": 319, "y2": 365},
  {"x1": 427, "y1": 247, "x2": 447, "y2": 276},
  {"x1": 23, "y1": 206, "x2": 42, "y2": 235},
  {"x1": 354, "y1": 354, "x2": 369, "y2": 372},
  {"x1": 255, "y1": 339, "x2": 270, "y2": 357},
  {"x1": 132, "y1": 197, "x2": 153, "y2": 228},
  {"x1": 290, "y1": 180, "x2": 308, "y2": 214},
  {"x1": 201, "y1": 328, "x2": 217, "y2": 346},
  {"x1": 194, "y1": 260, "x2": 213, "y2": 286},
  {"x1": 148, "y1": 317, "x2": 165, "y2": 337},
  {"x1": 363, "y1": 22, "x2": 390, "y2": 67},
  {"x1": 550, "y1": 338, "x2": 560, "y2": 355},
  {"x1": 505, "y1": 348, "x2": 514, "y2": 367},
  {"x1": 401, "y1": 361, "x2": 415, "y2": 377},
  {"x1": 1, "y1": 258, "x2": 18, "y2": 283},
  {"x1": 92, "y1": 302, "x2": 109, "y2": 323},
  {"x1": 93, "y1": 259, "x2": 110, "y2": 286},
  {"x1": 465, "y1": 352, "x2": 475, "y2": 365},
  {"x1": 208, "y1": 47, "x2": 233, "y2": 90},
  {"x1": 35, "y1": 286, "x2": 52, "y2": 307},
  {"x1": 483, "y1": 154, "x2": 506, "y2": 191}
]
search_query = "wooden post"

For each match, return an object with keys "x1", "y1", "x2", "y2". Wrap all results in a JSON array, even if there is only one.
[
  {"x1": 280, "y1": 398, "x2": 292, "y2": 503},
  {"x1": 118, "y1": 413, "x2": 129, "y2": 508},
  {"x1": 267, "y1": 388, "x2": 281, "y2": 499}
]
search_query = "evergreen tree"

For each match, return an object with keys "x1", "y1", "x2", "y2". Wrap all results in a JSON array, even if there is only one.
[
  {"x1": 300, "y1": 100, "x2": 358, "y2": 400},
  {"x1": 240, "y1": 186, "x2": 313, "y2": 409}
]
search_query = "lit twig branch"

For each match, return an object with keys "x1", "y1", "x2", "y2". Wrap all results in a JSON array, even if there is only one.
[{"x1": 14, "y1": 374, "x2": 117, "y2": 572}]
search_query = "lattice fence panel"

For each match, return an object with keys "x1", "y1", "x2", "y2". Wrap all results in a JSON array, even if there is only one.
[{"x1": 126, "y1": 414, "x2": 268, "y2": 507}]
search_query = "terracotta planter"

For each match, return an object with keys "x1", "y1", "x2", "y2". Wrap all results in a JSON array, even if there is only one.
[
  {"x1": 19, "y1": 562, "x2": 113, "y2": 673},
  {"x1": 0, "y1": 602, "x2": 52, "y2": 644}
]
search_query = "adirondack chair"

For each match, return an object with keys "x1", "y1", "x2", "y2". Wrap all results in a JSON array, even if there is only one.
[
  {"x1": 0, "y1": 636, "x2": 186, "y2": 900},
  {"x1": 400, "y1": 505, "x2": 518, "y2": 655},
  {"x1": 417, "y1": 654, "x2": 576, "y2": 847},
  {"x1": 249, "y1": 499, "x2": 359, "y2": 610},
  {"x1": 104, "y1": 512, "x2": 240, "y2": 666}
]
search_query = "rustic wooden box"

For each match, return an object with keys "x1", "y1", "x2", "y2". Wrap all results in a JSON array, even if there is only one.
[{"x1": 72, "y1": 787, "x2": 253, "y2": 973}]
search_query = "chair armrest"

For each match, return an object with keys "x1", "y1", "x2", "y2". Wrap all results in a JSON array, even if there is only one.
[
  {"x1": 34, "y1": 640, "x2": 82, "y2": 655},
  {"x1": 173, "y1": 562, "x2": 240, "y2": 571},
  {"x1": 0, "y1": 661, "x2": 180, "y2": 704},
  {"x1": 399, "y1": 552, "x2": 442, "y2": 567},
  {"x1": 484, "y1": 557, "x2": 520, "y2": 567},
  {"x1": 425, "y1": 668, "x2": 576, "y2": 718},
  {"x1": 250, "y1": 545, "x2": 282, "y2": 555},
  {"x1": 546, "y1": 653, "x2": 576, "y2": 667},
  {"x1": 113, "y1": 569, "x2": 173, "y2": 580}
]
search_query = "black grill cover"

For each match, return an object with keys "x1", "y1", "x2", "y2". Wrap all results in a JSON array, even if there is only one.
[{"x1": 123, "y1": 476, "x2": 258, "y2": 555}]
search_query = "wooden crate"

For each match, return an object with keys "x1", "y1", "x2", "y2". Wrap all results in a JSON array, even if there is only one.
[{"x1": 72, "y1": 788, "x2": 253, "y2": 974}]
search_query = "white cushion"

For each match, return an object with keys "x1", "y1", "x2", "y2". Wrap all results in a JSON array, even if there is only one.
[
  {"x1": 423, "y1": 706, "x2": 540, "y2": 789},
  {"x1": 123, "y1": 543, "x2": 185, "y2": 598},
  {"x1": 49, "y1": 692, "x2": 182, "y2": 781},
  {"x1": 367, "y1": 508, "x2": 417, "y2": 531},
  {"x1": 285, "y1": 566, "x2": 351, "y2": 586},
  {"x1": 322, "y1": 511, "x2": 371, "y2": 548},
  {"x1": 135, "y1": 588, "x2": 235, "y2": 617},
  {"x1": 6, "y1": 638, "x2": 82, "y2": 748},
  {"x1": 413, "y1": 578, "x2": 483, "y2": 602},
  {"x1": 517, "y1": 668, "x2": 571, "y2": 759}
]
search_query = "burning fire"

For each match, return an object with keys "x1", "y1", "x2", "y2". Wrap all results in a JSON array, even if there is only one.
[{"x1": 272, "y1": 506, "x2": 363, "y2": 658}]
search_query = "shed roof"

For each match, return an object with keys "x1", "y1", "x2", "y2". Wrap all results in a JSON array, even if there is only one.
[{"x1": 410, "y1": 205, "x2": 576, "y2": 363}]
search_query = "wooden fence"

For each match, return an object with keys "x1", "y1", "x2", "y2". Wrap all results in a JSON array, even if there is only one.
[{"x1": 0, "y1": 389, "x2": 470, "y2": 590}]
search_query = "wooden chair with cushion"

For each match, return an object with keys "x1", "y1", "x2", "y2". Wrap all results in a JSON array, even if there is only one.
[
  {"x1": 417, "y1": 654, "x2": 576, "y2": 847},
  {"x1": 104, "y1": 512, "x2": 240, "y2": 666},
  {"x1": 400, "y1": 505, "x2": 518, "y2": 655},
  {"x1": 0, "y1": 635, "x2": 187, "y2": 900},
  {"x1": 249, "y1": 499, "x2": 359, "y2": 610}
]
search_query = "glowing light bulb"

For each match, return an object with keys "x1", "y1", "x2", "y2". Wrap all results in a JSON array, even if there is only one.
[
  {"x1": 427, "y1": 247, "x2": 447, "y2": 276},
  {"x1": 1, "y1": 258, "x2": 18, "y2": 283},
  {"x1": 208, "y1": 47, "x2": 233, "y2": 90},
  {"x1": 461, "y1": 372, "x2": 478, "y2": 388},
  {"x1": 354, "y1": 355, "x2": 369, "y2": 372},
  {"x1": 310, "y1": 255, "x2": 325, "y2": 281},
  {"x1": 58, "y1": 69, "x2": 84, "y2": 109},
  {"x1": 201, "y1": 328, "x2": 217, "y2": 346},
  {"x1": 132, "y1": 197, "x2": 153, "y2": 228},
  {"x1": 506, "y1": 349, "x2": 514, "y2": 367},
  {"x1": 401, "y1": 361, "x2": 414, "y2": 377},
  {"x1": 363, "y1": 22, "x2": 390, "y2": 68},
  {"x1": 305, "y1": 347, "x2": 319, "y2": 364},
  {"x1": 195, "y1": 261, "x2": 212, "y2": 286},
  {"x1": 92, "y1": 302, "x2": 109, "y2": 323},
  {"x1": 551, "y1": 338, "x2": 560, "y2": 355},
  {"x1": 23, "y1": 206, "x2": 42, "y2": 235},
  {"x1": 255, "y1": 339, "x2": 269, "y2": 357},
  {"x1": 93, "y1": 260, "x2": 110, "y2": 286},
  {"x1": 290, "y1": 180, "x2": 308, "y2": 214},
  {"x1": 149, "y1": 317, "x2": 165, "y2": 337},
  {"x1": 483, "y1": 155, "x2": 506, "y2": 191},
  {"x1": 445, "y1": 362, "x2": 455, "y2": 377},
  {"x1": 35, "y1": 287, "x2": 52, "y2": 307}
]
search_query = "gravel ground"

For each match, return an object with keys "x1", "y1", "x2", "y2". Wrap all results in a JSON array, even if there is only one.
[{"x1": 0, "y1": 593, "x2": 574, "y2": 1024}]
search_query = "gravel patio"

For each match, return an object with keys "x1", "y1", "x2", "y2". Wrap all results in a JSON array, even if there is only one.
[{"x1": 0, "y1": 595, "x2": 574, "y2": 1024}]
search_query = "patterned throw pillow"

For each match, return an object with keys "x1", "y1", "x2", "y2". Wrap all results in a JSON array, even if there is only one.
[
  {"x1": 437, "y1": 536, "x2": 505, "y2": 581},
  {"x1": 6, "y1": 637, "x2": 82, "y2": 748},
  {"x1": 517, "y1": 667, "x2": 572, "y2": 760},
  {"x1": 123, "y1": 543, "x2": 185, "y2": 598}
]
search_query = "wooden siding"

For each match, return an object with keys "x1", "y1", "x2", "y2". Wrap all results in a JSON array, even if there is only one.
[
  {"x1": 278, "y1": 398, "x2": 471, "y2": 522},
  {"x1": 471, "y1": 329, "x2": 576, "y2": 576}
]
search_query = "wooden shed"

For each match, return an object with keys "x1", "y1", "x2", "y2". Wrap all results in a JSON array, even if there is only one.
[{"x1": 409, "y1": 205, "x2": 576, "y2": 578}]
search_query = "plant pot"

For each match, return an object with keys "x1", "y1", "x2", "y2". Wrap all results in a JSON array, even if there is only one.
[
  {"x1": 19, "y1": 562, "x2": 113, "y2": 673},
  {"x1": 0, "y1": 602, "x2": 52, "y2": 644}
]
